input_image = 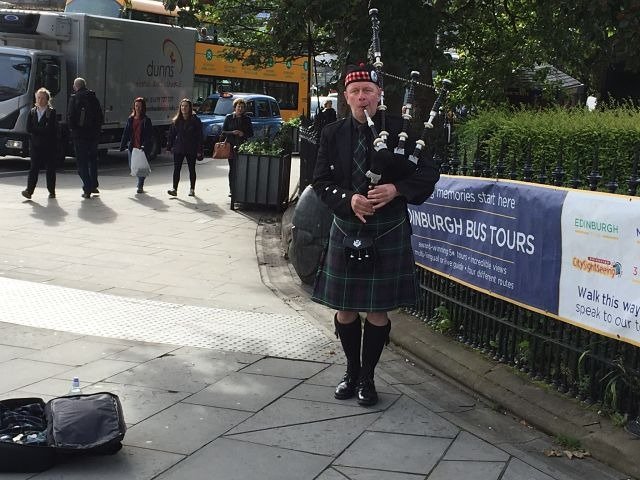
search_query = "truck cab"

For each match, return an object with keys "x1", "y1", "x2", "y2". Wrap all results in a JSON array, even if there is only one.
[
  {"x1": 0, "y1": 9, "x2": 196, "y2": 161},
  {"x1": 0, "y1": 12, "x2": 68, "y2": 158}
]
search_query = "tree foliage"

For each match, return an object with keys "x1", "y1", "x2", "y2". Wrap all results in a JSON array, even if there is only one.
[{"x1": 163, "y1": 0, "x2": 640, "y2": 109}]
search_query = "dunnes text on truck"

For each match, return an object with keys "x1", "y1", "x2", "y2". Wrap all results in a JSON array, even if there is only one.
[{"x1": 0, "y1": 10, "x2": 195, "y2": 161}]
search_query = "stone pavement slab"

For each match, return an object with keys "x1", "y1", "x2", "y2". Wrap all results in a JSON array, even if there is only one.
[
  {"x1": 184, "y1": 371, "x2": 301, "y2": 411},
  {"x1": 123, "y1": 403, "x2": 252, "y2": 455},
  {"x1": 335, "y1": 431, "x2": 452, "y2": 474},
  {"x1": 30, "y1": 445, "x2": 185, "y2": 480},
  {"x1": 427, "y1": 460, "x2": 505, "y2": 480},
  {"x1": 227, "y1": 413, "x2": 381, "y2": 456},
  {"x1": 155, "y1": 437, "x2": 331, "y2": 480}
]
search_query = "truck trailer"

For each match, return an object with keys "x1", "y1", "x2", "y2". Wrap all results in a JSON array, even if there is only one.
[{"x1": 0, "y1": 9, "x2": 196, "y2": 160}]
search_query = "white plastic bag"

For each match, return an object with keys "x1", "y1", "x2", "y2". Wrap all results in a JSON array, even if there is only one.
[{"x1": 130, "y1": 148, "x2": 151, "y2": 177}]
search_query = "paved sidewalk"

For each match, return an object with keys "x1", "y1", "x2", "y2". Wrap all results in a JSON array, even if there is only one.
[{"x1": 0, "y1": 155, "x2": 630, "y2": 479}]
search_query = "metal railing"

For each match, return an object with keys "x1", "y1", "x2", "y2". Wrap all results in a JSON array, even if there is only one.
[
  {"x1": 408, "y1": 137, "x2": 640, "y2": 419},
  {"x1": 409, "y1": 267, "x2": 640, "y2": 418}
]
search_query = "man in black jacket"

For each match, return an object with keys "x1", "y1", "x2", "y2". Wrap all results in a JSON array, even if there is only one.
[
  {"x1": 67, "y1": 77, "x2": 103, "y2": 198},
  {"x1": 311, "y1": 64, "x2": 440, "y2": 406}
]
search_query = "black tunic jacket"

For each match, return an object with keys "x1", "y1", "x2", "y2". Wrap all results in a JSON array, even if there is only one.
[
  {"x1": 312, "y1": 114, "x2": 440, "y2": 219},
  {"x1": 27, "y1": 107, "x2": 57, "y2": 151}
]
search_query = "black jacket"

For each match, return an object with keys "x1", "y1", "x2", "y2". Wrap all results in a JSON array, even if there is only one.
[
  {"x1": 312, "y1": 114, "x2": 440, "y2": 219},
  {"x1": 120, "y1": 115, "x2": 154, "y2": 156},
  {"x1": 167, "y1": 115, "x2": 203, "y2": 156},
  {"x1": 222, "y1": 113, "x2": 253, "y2": 147},
  {"x1": 67, "y1": 87, "x2": 103, "y2": 140},
  {"x1": 27, "y1": 106, "x2": 57, "y2": 150}
]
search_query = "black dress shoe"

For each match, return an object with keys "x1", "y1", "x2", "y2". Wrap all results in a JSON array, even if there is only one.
[
  {"x1": 334, "y1": 373, "x2": 358, "y2": 400},
  {"x1": 48, "y1": 193, "x2": 56, "y2": 198},
  {"x1": 92, "y1": 188, "x2": 100, "y2": 194},
  {"x1": 21, "y1": 190, "x2": 32, "y2": 199},
  {"x1": 357, "y1": 377, "x2": 378, "y2": 406},
  {"x1": 81, "y1": 192, "x2": 91, "y2": 199}
]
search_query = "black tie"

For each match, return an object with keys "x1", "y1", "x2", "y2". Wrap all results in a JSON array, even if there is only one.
[{"x1": 352, "y1": 125, "x2": 369, "y2": 194}]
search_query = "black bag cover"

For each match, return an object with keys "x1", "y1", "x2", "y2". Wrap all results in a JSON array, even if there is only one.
[
  {"x1": 0, "y1": 398, "x2": 55, "y2": 472},
  {"x1": 0, "y1": 393, "x2": 126, "y2": 473},
  {"x1": 45, "y1": 393, "x2": 126, "y2": 453}
]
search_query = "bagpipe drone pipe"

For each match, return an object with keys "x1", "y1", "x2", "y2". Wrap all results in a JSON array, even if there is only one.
[{"x1": 364, "y1": 8, "x2": 452, "y2": 187}]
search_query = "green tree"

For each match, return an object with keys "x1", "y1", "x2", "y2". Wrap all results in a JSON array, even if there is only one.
[{"x1": 162, "y1": 0, "x2": 640, "y2": 108}]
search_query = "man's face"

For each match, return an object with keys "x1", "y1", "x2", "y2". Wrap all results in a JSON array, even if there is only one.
[{"x1": 344, "y1": 82, "x2": 380, "y2": 122}]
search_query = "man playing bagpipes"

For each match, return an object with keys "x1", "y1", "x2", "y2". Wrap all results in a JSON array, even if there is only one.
[{"x1": 311, "y1": 48, "x2": 444, "y2": 406}]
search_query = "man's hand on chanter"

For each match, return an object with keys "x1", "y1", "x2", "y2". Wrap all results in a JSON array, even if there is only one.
[{"x1": 368, "y1": 183, "x2": 399, "y2": 210}]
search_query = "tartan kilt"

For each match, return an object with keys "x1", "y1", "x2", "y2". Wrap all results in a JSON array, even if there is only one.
[{"x1": 311, "y1": 200, "x2": 417, "y2": 312}]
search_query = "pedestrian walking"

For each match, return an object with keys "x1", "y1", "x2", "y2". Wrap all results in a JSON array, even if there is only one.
[
  {"x1": 119, "y1": 97, "x2": 153, "y2": 194},
  {"x1": 311, "y1": 64, "x2": 440, "y2": 406},
  {"x1": 22, "y1": 87, "x2": 58, "y2": 200},
  {"x1": 67, "y1": 77, "x2": 103, "y2": 198},
  {"x1": 166, "y1": 98, "x2": 203, "y2": 197},
  {"x1": 221, "y1": 98, "x2": 253, "y2": 196}
]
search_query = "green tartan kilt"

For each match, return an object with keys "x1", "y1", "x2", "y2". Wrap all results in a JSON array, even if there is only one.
[{"x1": 311, "y1": 201, "x2": 417, "y2": 312}]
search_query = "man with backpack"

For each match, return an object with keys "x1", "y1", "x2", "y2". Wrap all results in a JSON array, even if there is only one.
[{"x1": 67, "y1": 77, "x2": 104, "y2": 198}]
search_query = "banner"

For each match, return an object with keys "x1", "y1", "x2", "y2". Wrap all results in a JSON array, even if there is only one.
[
  {"x1": 558, "y1": 191, "x2": 640, "y2": 344},
  {"x1": 410, "y1": 176, "x2": 640, "y2": 346}
]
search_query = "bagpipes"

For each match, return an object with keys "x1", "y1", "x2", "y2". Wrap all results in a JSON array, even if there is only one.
[{"x1": 363, "y1": 7, "x2": 452, "y2": 187}]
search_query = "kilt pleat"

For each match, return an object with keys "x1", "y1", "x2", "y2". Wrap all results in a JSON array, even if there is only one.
[{"x1": 312, "y1": 201, "x2": 417, "y2": 312}]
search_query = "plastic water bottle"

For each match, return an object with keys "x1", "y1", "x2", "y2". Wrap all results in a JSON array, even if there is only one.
[{"x1": 68, "y1": 377, "x2": 82, "y2": 395}]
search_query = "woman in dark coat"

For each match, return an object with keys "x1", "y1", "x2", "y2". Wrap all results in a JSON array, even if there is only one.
[
  {"x1": 120, "y1": 97, "x2": 153, "y2": 194},
  {"x1": 221, "y1": 98, "x2": 253, "y2": 194},
  {"x1": 166, "y1": 98, "x2": 203, "y2": 197},
  {"x1": 22, "y1": 88, "x2": 58, "y2": 199}
]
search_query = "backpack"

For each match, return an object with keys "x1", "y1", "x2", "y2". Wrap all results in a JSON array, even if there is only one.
[{"x1": 73, "y1": 91, "x2": 103, "y2": 130}]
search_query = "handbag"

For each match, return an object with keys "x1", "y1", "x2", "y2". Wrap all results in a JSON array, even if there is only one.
[
  {"x1": 212, "y1": 137, "x2": 231, "y2": 159},
  {"x1": 130, "y1": 148, "x2": 151, "y2": 177}
]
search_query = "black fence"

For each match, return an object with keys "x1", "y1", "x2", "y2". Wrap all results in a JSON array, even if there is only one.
[
  {"x1": 298, "y1": 117, "x2": 640, "y2": 418},
  {"x1": 439, "y1": 137, "x2": 640, "y2": 196},
  {"x1": 408, "y1": 268, "x2": 640, "y2": 418},
  {"x1": 408, "y1": 137, "x2": 640, "y2": 420}
]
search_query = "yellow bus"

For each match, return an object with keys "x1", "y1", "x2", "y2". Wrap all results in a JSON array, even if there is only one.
[
  {"x1": 66, "y1": 0, "x2": 309, "y2": 120},
  {"x1": 194, "y1": 43, "x2": 308, "y2": 121}
]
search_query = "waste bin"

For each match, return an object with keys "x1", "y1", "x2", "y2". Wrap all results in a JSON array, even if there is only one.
[{"x1": 232, "y1": 153, "x2": 291, "y2": 211}]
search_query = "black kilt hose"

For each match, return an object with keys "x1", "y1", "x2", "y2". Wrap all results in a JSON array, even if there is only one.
[
  {"x1": 311, "y1": 115, "x2": 440, "y2": 314},
  {"x1": 312, "y1": 198, "x2": 416, "y2": 312}
]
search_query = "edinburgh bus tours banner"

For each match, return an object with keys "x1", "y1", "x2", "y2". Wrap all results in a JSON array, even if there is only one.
[{"x1": 408, "y1": 176, "x2": 640, "y2": 346}]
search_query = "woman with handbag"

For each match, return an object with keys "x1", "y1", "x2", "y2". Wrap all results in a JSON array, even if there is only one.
[
  {"x1": 21, "y1": 88, "x2": 58, "y2": 200},
  {"x1": 166, "y1": 98, "x2": 203, "y2": 197},
  {"x1": 119, "y1": 97, "x2": 153, "y2": 194},
  {"x1": 221, "y1": 98, "x2": 253, "y2": 196}
]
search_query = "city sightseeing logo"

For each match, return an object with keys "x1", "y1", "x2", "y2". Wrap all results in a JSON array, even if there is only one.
[
  {"x1": 146, "y1": 39, "x2": 184, "y2": 78},
  {"x1": 572, "y1": 256, "x2": 622, "y2": 279}
]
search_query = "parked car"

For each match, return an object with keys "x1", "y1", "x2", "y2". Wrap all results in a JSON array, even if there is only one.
[
  {"x1": 196, "y1": 93, "x2": 219, "y2": 114},
  {"x1": 198, "y1": 93, "x2": 283, "y2": 154}
]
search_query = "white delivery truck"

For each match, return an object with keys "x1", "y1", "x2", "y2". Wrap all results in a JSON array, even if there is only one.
[{"x1": 0, "y1": 9, "x2": 195, "y2": 160}]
